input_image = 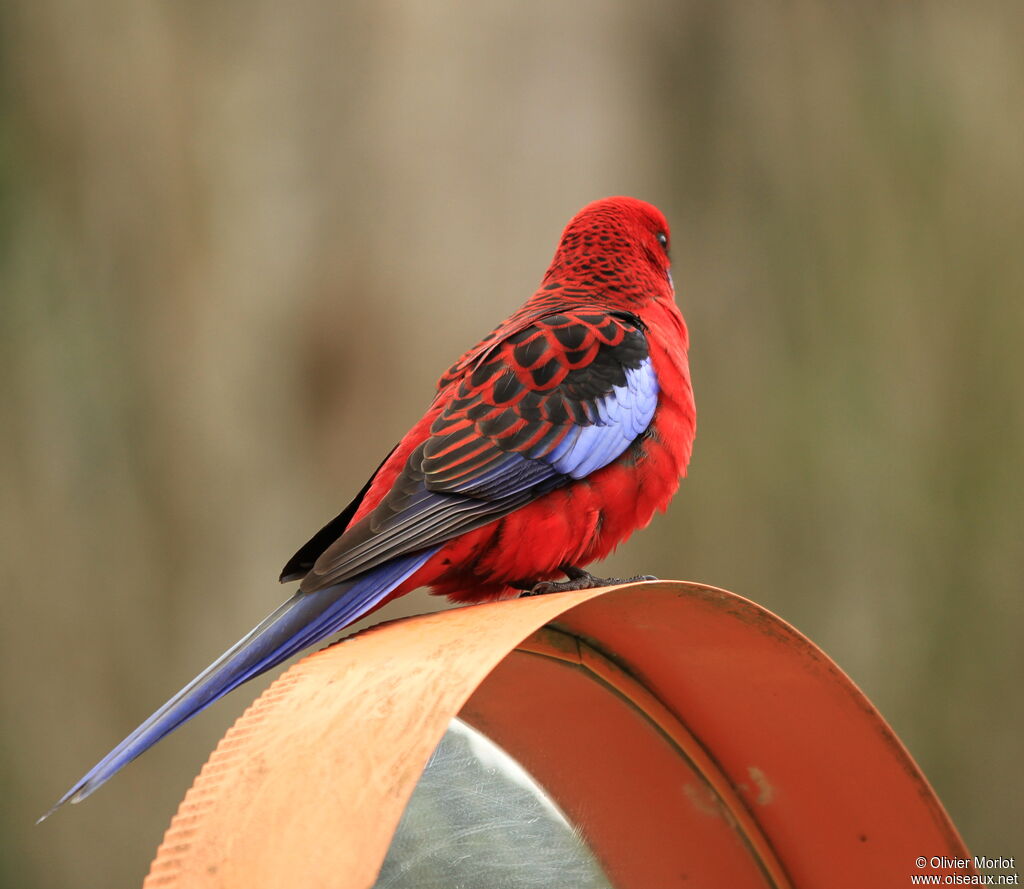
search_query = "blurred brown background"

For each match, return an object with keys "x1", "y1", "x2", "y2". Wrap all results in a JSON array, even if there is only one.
[{"x1": 1, "y1": 2, "x2": 1022, "y2": 886}]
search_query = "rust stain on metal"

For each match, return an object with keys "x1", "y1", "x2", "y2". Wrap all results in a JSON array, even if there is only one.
[{"x1": 746, "y1": 767, "x2": 774, "y2": 806}]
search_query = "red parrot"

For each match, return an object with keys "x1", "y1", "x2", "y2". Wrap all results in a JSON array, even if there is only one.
[{"x1": 43, "y1": 196, "x2": 695, "y2": 818}]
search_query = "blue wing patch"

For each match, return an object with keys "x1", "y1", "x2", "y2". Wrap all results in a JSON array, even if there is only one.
[{"x1": 539, "y1": 357, "x2": 658, "y2": 478}]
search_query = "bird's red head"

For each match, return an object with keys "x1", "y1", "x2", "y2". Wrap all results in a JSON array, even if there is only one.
[{"x1": 542, "y1": 196, "x2": 675, "y2": 309}]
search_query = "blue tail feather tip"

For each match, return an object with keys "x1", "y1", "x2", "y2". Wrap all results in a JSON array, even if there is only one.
[{"x1": 37, "y1": 549, "x2": 435, "y2": 821}]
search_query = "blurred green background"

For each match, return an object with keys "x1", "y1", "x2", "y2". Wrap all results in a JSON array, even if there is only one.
[{"x1": 2, "y1": 2, "x2": 1022, "y2": 886}]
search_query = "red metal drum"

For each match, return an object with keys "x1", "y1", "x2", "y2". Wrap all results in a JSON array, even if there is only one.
[{"x1": 144, "y1": 581, "x2": 971, "y2": 888}]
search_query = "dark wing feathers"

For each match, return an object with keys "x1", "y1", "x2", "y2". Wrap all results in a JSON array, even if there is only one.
[
  {"x1": 279, "y1": 444, "x2": 399, "y2": 582},
  {"x1": 295, "y1": 311, "x2": 657, "y2": 593}
]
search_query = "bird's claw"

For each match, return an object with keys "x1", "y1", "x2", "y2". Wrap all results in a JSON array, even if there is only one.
[{"x1": 518, "y1": 566, "x2": 658, "y2": 597}]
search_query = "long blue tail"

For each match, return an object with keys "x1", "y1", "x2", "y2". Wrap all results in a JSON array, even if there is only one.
[{"x1": 39, "y1": 549, "x2": 435, "y2": 821}]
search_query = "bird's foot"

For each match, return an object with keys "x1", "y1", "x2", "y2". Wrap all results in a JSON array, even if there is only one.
[{"x1": 517, "y1": 564, "x2": 657, "y2": 597}]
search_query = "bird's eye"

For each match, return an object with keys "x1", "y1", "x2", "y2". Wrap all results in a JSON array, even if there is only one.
[{"x1": 656, "y1": 232, "x2": 668, "y2": 250}]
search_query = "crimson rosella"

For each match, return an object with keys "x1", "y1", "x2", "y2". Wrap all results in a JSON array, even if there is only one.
[{"x1": 43, "y1": 196, "x2": 696, "y2": 818}]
